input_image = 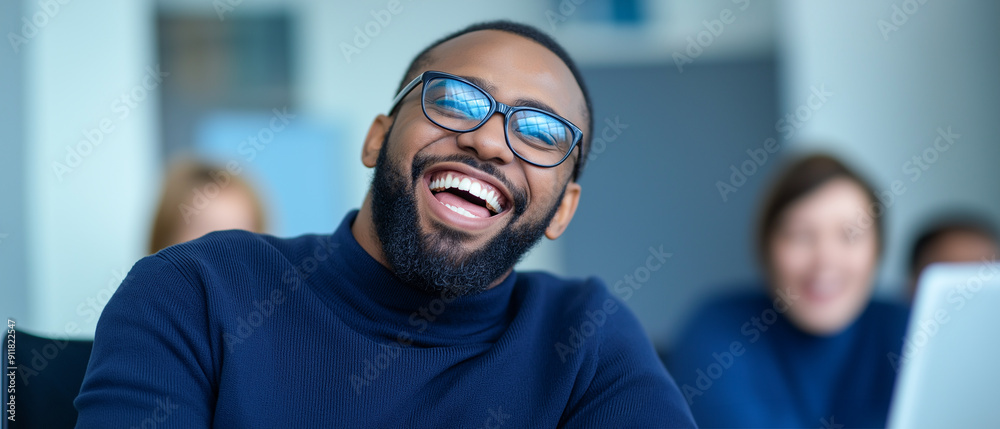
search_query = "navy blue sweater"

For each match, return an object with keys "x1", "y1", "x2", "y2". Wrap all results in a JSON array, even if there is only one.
[
  {"x1": 75, "y1": 211, "x2": 695, "y2": 428},
  {"x1": 664, "y1": 290, "x2": 909, "y2": 428}
]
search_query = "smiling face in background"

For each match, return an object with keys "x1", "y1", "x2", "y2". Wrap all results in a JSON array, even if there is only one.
[
  {"x1": 768, "y1": 178, "x2": 880, "y2": 336},
  {"x1": 355, "y1": 30, "x2": 588, "y2": 296}
]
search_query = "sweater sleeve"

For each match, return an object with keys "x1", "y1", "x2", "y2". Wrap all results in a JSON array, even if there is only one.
[
  {"x1": 559, "y1": 284, "x2": 697, "y2": 428},
  {"x1": 74, "y1": 254, "x2": 215, "y2": 428}
]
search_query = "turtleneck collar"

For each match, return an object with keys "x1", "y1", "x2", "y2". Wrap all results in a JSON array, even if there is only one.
[{"x1": 306, "y1": 210, "x2": 518, "y2": 346}]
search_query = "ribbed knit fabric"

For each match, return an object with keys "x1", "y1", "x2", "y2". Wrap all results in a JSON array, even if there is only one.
[
  {"x1": 75, "y1": 210, "x2": 696, "y2": 428},
  {"x1": 664, "y1": 290, "x2": 909, "y2": 428}
]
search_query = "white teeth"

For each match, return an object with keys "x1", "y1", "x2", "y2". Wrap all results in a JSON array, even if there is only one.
[
  {"x1": 486, "y1": 193, "x2": 501, "y2": 214},
  {"x1": 427, "y1": 173, "x2": 505, "y2": 215},
  {"x1": 444, "y1": 203, "x2": 480, "y2": 218}
]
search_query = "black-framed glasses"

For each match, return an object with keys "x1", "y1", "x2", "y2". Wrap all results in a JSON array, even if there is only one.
[{"x1": 388, "y1": 71, "x2": 583, "y2": 170}]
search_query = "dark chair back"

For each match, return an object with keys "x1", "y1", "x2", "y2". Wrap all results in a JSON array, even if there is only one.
[{"x1": 8, "y1": 330, "x2": 93, "y2": 429}]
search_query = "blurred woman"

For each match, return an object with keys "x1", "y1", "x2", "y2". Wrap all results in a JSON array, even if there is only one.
[
  {"x1": 149, "y1": 159, "x2": 268, "y2": 254},
  {"x1": 665, "y1": 154, "x2": 909, "y2": 428}
]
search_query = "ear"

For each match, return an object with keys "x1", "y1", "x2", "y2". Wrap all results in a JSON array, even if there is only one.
[
  {"x1": 362, "y1": 114, "x2": 393, "y2": 168},
  {"x1": 545, "y1": 182, "x2": 582, "y2": 240}
]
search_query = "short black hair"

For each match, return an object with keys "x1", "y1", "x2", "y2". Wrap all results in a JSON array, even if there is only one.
[
  {"x1": 393, "y1": 20, "x2": 593, "y2": 180},
  {"x1": 908, "y1": 213, "x2": 999, "y2": 278}
]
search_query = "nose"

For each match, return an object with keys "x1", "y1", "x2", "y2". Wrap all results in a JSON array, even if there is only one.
[
  {"x1": 455, "y1": 112, "x2": 516, "y2": 166},
  {"x1": 813, "y1": 231, "x2": 846, "y2": 269}
]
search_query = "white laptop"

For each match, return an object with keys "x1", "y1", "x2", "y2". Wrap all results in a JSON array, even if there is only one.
[{"x1": 887, "y1": 262, "x2": 1000, "y2": 429}]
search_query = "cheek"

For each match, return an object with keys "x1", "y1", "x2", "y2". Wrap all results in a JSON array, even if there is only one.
[
  {"x1": 522, "y1": 170, "x2": 567, "y2": 216},
  {"x1": 392, "y1": 115, "x2": 454, "y2": 157},
  {"x1": 771, "y1": 241, "x2": 811, "y2": 282},
  {"x1": 845, "y1": 238, "x2": 879, "y2": 287}
]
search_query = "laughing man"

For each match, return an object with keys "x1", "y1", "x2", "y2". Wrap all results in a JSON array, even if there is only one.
[{"x1": 75, "y1": 21, "x2": 695, "y2": 428}]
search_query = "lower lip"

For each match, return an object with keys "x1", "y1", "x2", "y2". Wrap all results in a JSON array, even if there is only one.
[
  {"x1": 419, "y1": 175, "x2": 509, "y2": 231},
  {"x1": 800, "y1": 282, "x2": 843, "y2": 303}
]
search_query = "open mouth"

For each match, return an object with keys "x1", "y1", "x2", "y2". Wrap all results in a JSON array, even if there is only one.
[{"x1": 426, "y1": 170, "x2": 508, "y2": 219}]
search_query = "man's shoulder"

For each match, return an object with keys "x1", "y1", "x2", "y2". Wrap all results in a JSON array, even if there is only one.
[
  {"x1": 158, "y1": 229, "x2": 327, "y2": 265},
  {"x1": 515, "y1": 271, "x2": 618, "y2": 311},
  {"x1": 146, "y1": 230, "x2": 335, "y2": 288},
  {"x1": 515, "y1": 271, "x2": 647, "y2": 348}
]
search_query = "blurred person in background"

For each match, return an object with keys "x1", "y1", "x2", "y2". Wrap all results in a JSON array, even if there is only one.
[
  {"x1": 74, "y1": 21, "x2": 695, "y2": 428},
  {"x1": 6, "y1": 159, "x2": 269, "y2": 429},
  {"x1": 908, "y1": 214, "x2": 999, "y2": 298},
  {"x1": 664, "y1": 154, "x2": 909, "y2": 428},
  {"x1": 148, "y1": 159, "x2": 268, "y2": 254}
]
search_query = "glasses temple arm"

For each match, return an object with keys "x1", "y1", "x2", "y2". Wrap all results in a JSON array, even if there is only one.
[{"x1": 387, "y1": 73, "x2": 425, "y2": 114}]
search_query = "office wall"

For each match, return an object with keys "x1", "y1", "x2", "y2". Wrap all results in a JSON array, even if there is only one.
[
  {"x1": 0, "y1": 0, "x2": 27, "y2": 327},
  {"x1": 20, "y1": 0, "x2": 159, "y2": 337},
  {"x1": 563, "y1": 60, "x2": 781, "y2": 347}
]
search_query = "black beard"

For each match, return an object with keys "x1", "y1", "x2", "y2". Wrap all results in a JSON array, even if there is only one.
[{"x1": 369, "y1": 134, "x2": 564, "y2": 298}]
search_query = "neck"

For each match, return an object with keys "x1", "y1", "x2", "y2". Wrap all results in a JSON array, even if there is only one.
[
  {"x1": 351, "y1": 193, "x2": 390, "y2": 269},
  {"x1": 350, "y1": 192, "x2": 513, "y2": 291}
]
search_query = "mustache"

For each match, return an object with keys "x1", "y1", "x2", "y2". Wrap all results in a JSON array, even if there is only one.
[{"x1": 410, "y1": 153, "x2": 528, "y2": 217}]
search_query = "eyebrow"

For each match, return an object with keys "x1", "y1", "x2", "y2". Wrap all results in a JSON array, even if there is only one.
[{"x1": 459, "y1": 74, "x2": 566, "y2": 119}]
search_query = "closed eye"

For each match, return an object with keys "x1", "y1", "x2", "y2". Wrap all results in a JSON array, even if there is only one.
[
  {"x1": 433, "y1": 98, "x2": 488, "y2": 120},
  {"x1": 425, "y1": 79, "x2": 490, "y2": 120},
  {"x1": 512, "y1": 115, "x2": 568, "y2": 150}
]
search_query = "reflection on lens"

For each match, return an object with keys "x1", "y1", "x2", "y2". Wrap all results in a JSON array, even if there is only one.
[
  {"x1": 509, "y1": 110, "x2": 571, "y2": 166},
  {"x1": 423, "y1": 78, "x2": 490, "y2": 130},
  {"x1": 419, "y1": 76, "x2": 578, "y2": 167}
]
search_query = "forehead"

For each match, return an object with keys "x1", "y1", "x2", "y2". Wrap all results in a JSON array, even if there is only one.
[
  {"x1": 418, "y1": 30, "x2": 587, "y2": 128},
  {"x1": 784, "y1": 179, "x2": 870, "y2": 224},
  {"x1": 933, "y1": 230, "x2": 997, "y2": 250}
]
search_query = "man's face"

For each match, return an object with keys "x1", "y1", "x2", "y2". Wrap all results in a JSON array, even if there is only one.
[{"x1": 365, "y1": 30, "x2": 588, "y2": 296}]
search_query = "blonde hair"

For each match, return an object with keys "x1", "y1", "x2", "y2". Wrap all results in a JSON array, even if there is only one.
[{"x1": 148, "y1": 159, "x2": 267, "y2": 254}]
